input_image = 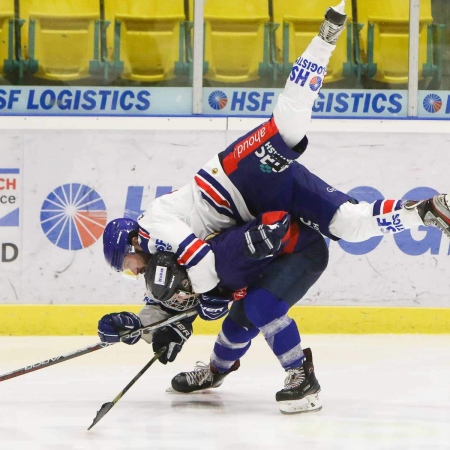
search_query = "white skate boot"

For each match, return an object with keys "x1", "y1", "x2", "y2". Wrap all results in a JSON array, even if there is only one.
[
  {"x1": 404, "y1": 194, "x2": 450, "y2": 239},
  {"x1": 319, "y1": 1, "x2": 347, "y2": 45}
]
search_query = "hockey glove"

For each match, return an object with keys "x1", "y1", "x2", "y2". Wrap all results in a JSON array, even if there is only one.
[
  {"x1": 244, "y1": 218, "x2": 289, "y2": 260},
  {"x1": 196, "y1": 293, "x2": 230, "y2": 321},
  {"x1": 98, "y1": 312, "x2": 142, "y2": 345},
  {"x1": 152, "y1": 322, "x2": 192, "y2": 364}
]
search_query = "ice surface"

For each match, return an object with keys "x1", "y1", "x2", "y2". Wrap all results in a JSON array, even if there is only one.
[{"x1": 1, "y1": 334, "x2": 450, "y2": 450}]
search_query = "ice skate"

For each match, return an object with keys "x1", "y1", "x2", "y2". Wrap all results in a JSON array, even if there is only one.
[
  {"x1": 319, "y1": 1, "x2": 347, "y2": 45},
  {"x1": 404, "y1": 194, "x2": 450, "y2": 239},
  {"x1": 275, "y1": 348, "x2": 322, "y2": 414},
  {"x1": 171, "y1": 360, "x2": 240, "y2": 393}
]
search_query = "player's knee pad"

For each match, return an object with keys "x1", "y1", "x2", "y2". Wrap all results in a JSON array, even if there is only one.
[
  {"x1": 243, "y1": 288, "x2": 289, "y2": 329},
  {"x1": 222, "y1": 314, "x2": 259, "y2": 343}
]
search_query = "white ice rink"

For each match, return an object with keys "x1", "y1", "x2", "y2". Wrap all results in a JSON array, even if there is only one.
[{"x1": 1, "y1": 334, "x2": 450, "y2": 450}]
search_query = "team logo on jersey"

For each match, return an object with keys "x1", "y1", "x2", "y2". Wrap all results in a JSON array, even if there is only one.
[
  {"x1": 423, "y1": 94, "x2": 442, "y2": 113},
  {"x1": 154, "y1": 238, "x2": 172, "y2": 252},
  {"x1": 309, "y1": 76, "x2": 322, "y2": 92},
  {"x1": 377, "y1": 214, "x2": 405, "y2": 234},
  {"x1": 208, "y1": 90, "x2": 228, "y2": 110},
  {"x1": 256, "y1": 141, "x2": 293, "y2": 173},
  {"x1": 259, "y1": 164, "x2": 272, "y2": 173},
  {"x1": 40, "y1": 183, "x2": 107, "y2": 250}
]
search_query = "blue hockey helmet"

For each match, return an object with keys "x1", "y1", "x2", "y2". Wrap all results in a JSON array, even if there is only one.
[{"x1": 103, "y1": 218, "x2": 139, "y2": 272}]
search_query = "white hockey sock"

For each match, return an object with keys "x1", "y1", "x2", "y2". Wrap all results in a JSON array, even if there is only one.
[
  {"x1": 329, "y1": 199, "x2": 424, "y2": 242},
  {"x1": 273, "y1": 36, "x2": 335, "y2": 148}
]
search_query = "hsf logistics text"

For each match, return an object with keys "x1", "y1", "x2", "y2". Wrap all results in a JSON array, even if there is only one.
[{"x1": 0, "y1": 88, "x2": 151, "y2": 112}]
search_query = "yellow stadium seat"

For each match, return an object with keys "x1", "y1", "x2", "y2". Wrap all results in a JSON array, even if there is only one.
[
  {"x1": 357, "y1": 0, "x2": 435, "y2": 84},
  {"x1": 20, "y1": 0, "x2": 99, "y2": 81},
  {"x1": 272, "y1": 0, "x2": 354, "y2": 84},
  {"x1": 203, "y1": 0, "x2": 272, "y2": 83},
  {"x1": 109, "y1": 0, "x2": 186, "y2": 82},
  {"x1": 0, "y1": 0, "x2": 14, "y2": 76}
]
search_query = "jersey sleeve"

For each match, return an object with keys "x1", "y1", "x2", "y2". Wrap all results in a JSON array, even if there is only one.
[{"x1": 138, "y1": 193, "x2": 220, "y2": 294}]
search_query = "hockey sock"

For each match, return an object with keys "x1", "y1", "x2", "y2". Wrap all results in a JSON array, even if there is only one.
[
  {"x1": 210, "y1": 315, "x2": 259, "y2": 373},
  {"x1": 273, "y1": 36, "x2": 335, "y2": 148},
  {"x1": 244, "y1": 288, "x2": 304, "y2": 370},
  {"x1": 329, "y1": 199, "x2": 424, "y2": 242}
]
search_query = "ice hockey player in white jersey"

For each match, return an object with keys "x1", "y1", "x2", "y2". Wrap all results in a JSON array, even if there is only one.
[{"x1": 103, "y1": 0, "x2": 450, "y2": 299}]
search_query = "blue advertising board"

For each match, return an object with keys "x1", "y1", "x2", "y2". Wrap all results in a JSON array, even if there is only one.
[
  {"x1": 0, "y1": 86, "x2": 449, "y2": 118},
  {"x1": 0, "y1": 87, "x2": 192, "y2": 116},
  {"x1": 203, "y1": 88, "x2": 408, "y2": 118}
]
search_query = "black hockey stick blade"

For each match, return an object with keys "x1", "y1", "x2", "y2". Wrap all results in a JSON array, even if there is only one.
[
  {"x1": 87, "y1": 347, "x2": 166, "y2": 431},
  {"x1": 87, "y1": 401, "x2": 115, "y2": 431}
]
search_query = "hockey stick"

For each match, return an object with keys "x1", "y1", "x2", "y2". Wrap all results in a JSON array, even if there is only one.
[
  {"x1": 88, "y1": 346, "x2": 167, "y2": 430},
  {"x1": 0, "y1": 308, "x2": 197, "y2": 383}
]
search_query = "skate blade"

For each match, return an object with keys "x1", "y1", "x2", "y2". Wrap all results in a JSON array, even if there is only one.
[
  {"x1": 278, "y1": 392, "x2": 322, "y2": 415},
  {"x1": 166, "y1": 386, "x2": 221, "y2": 394},
  {"x1": 165, "y1": 386, "x2": 205, "y2": 394}
]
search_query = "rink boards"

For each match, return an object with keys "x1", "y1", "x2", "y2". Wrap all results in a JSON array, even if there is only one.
[
  {"x1": 1, "y1": 305, "x2": 450, "y2": 335},
  {"x1": 1, "y1": 120, "x2": 450, "y2": 334}
]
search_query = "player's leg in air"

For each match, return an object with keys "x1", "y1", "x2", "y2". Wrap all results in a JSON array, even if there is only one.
[
  {"x1": 273, "y1": 0, "x2": 347, "y2": 152},
  {"x1": 272, "y1": 0, "x2": 450, "y2": 244}
]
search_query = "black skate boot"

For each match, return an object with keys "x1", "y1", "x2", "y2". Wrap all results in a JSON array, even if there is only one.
[
  {"x1": 404, "y1": 194, "x2": 450, "y2": 239},
  {"x1": 171, "y1": 360, "x2": 240, "y2": 393},
  {"x1": 275, "y1": 348, "x2": 322, "y2": 414},
  {"x1": 319, "y1": 1, "x2": 347, "y2": 45}
]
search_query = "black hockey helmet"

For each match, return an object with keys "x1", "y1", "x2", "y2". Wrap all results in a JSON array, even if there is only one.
[{"x1": 144, "y1": 251, "x2": 198, "y2": 311}]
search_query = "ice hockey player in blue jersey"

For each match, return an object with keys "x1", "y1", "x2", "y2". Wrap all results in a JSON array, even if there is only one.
[
  {"x1": 102, "y1": 0, "x2": 450, "y2": 300},
  {"x1": 147, "y1": 212, "x2": 328, "y2": 415},
  {"x1": 100, "y1": 210, "x2": 328, "y2": 414}
]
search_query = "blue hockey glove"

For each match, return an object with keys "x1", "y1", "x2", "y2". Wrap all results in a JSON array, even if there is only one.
[
  {"x1": 98, "y1": 312, "x2": 142, "y2": 345},
  {"x1": 196, "y1": 293, "x2": 230, "y2": 321},
  {"x1": 152, "y1": 322, "x2": 192, "y2": 364},
  {"x1": 244, "y1": 219, "x2": 289, "y2": 259}
]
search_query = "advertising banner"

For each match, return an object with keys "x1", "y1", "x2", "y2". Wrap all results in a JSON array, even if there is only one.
[
  {"x1": 1, "y1": 87, "x2": 449, "y2": 118},
  {"x1": 0, "y1": 140, "x2": 22, "y2": 304},
  {"x1": 0, "y1": 87, "x2": 192, "y2": 116},
  {"x1": 0, "y1": 129, "x2": 449, "y2": 307},
  {"x1": 203, "y1": 88, "x2": 408, "y2": 118},
  {"x1": 0, "y1": 86, "x2": 412, "y2": 118}
]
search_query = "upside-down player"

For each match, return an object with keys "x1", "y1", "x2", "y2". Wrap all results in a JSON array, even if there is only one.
[
  {"x1": 103, "y1": 0, "x2": 450, "y2": 299},
  {"x1": 99, "y1": 0, "x2": 450, "y2": 414}
]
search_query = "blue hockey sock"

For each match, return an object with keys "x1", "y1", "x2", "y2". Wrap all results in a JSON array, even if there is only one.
[
  {"x1": 244, "y1": 288, "x2": 304, "y2": 370},
  {"x1": 210, "y1": 315, "x2": 259, "y2": 373}
]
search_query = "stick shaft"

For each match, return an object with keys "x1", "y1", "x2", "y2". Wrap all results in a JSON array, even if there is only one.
[
  {"x1": 112, "y1": 347, "x2": 165, "y2": 404},
  {"x1": 0, "y1": 308, "x2": 197, "y2": 382},
  {"x1": 87, "y1": 347, "x2": 165, "y2": 430},
  {"x1": 0, "y1": 342, "x2": 111, "y2": 382}
]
